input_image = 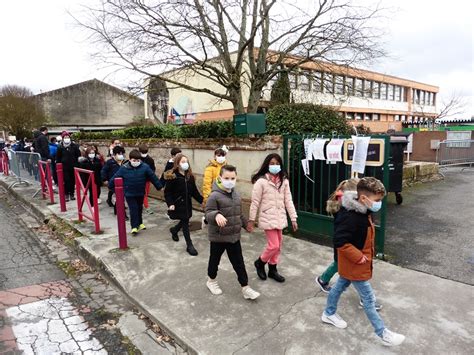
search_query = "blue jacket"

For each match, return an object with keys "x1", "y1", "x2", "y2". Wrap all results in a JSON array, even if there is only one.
[
  {"x1": 101, "y1": 158, "x2": 122, "y2": 182},
  {"x1": 109, "y1": 161, "x2": 163, "y2": 197},
  {"x1": 49, "y1": 143, "x2": 58, "y2": 159}
]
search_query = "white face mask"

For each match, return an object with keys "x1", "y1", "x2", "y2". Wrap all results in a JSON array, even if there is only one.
[
  {"x1": 180, "y1": 162, "x2": 189, "y2": 171},
  {"x1": 116, "y1": 154, "x2": 124, "y2": 161},
  {"x1": 216, "y1": 156, "x2": 226, "y2": 164},
  {"x1": 221, "y1": 179, "x2": 236, "y2": 190},
  {"x1": 88, "y1": 153, "x2": 96, "y2": 159},
  {"x1": 141, "y1": 153, "x2": 148, "y2": 158},
  {"x1": 131, "y1": 161, "x2": 141, "y2": 167},
  {"x1": 63, "y1": 138, "x2": 71, "y2": 145}
]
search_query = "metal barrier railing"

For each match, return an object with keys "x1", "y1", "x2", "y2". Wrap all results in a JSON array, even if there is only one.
[
  {"x1": 6, "y1": 151, "x2": 43, "y2": 195},
  {"x1": 74, "y1": 167, "x2": 101, "y2": 234},
  {"x1": 436, "y1": 140, "x2": 474, "y2": 169},
  {"x1": 39, "y1": 160, "x2": 55, "y2": 204}
]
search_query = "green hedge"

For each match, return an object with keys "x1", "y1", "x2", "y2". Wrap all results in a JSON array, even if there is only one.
[
  {"x1": 72, "y1": 120, "x2": 234, "y2": 141},
  {"x1": 266, "y1": 103, "x2": 351, "y2": 135}
]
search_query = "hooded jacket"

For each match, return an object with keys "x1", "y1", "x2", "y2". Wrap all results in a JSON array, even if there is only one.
[
  {"x1": 56, "y1": 142, "x2": 81, "y2": 170},
  {"x1": 202, "y1": 159, "x2": 226, "y2": 202},
  {"x1": 34, "y1": 131, "x2": 50, "y2": 160},
  {"x1": 164, "y1": 169, "x2": 203, "y2": 220},
  {"x1": 249, "y1": 175, "x2": 297, "y2": 230},
  {"x1": 333, "y1": 191, "x2": 375, "y2": 281},
  {"x1": 108, "y1": 161, "x2": 162, "y2": 197},
  {"x1": 205, "y1": 181, "x2": 248, "y2": 243},
  {"x1": 78, "y1": 156, "x2": 103, "y2": 188},
  {"x1": 101, "y1": 158, "x2": 122, "y2": 182}
]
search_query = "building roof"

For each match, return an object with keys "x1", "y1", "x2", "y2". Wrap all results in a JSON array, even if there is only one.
[{"x1": 35, "y1": 78, "x2": 144, "y2": 102}]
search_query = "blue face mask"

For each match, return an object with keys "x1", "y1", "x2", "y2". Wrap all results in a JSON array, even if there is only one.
[
  {"x1": 269, "y1": 165, "x2": 281, "y2": 175},
  {"x1": 368, "y1": 200, "x2": 382, "y2": 212}
]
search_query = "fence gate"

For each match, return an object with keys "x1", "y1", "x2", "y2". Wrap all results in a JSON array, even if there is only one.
[{"x1": 283, "y1": 134, "x2": 390, "y2": 257}]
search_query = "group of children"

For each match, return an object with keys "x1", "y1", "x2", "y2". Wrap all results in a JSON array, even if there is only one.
[{"x1": 68, "y1": 141, "x2": 405, "y2": 347}]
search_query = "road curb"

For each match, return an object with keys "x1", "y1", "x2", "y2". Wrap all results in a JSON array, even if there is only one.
[{"x1": 0, "y1": 177, "x2": 199, "y2": 355}]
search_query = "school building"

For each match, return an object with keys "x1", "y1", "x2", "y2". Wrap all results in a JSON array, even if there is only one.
[{"x1": 144, "y1": 50, "x2": 439, "y2": 132}]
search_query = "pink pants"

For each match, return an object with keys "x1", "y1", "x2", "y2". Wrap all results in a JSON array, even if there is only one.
[{"x1": 260, "y1": 229, "x2": 283, "y2": 265}]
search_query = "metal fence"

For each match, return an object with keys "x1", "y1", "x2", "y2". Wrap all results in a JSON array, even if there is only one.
[
  {"x1": 436, "y1": 140, "x2": 474, "y2": 169},
  {"x1": 283, "y1": 134, "x2": 390, "y2": 257},
  {"x1": 7, "y1": 151, "x2": 43, "y2": 195}
]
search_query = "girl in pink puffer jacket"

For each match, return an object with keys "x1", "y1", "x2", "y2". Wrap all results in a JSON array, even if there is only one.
[{"x1": 248, "y1": 153, "x2": 298, "y2": 283}]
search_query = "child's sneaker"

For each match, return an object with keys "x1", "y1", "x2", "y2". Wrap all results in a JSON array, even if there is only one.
[
  {"x1": 321, "y1": 312, "x2": 347, "y2": 329},
  {"x1": 138, "y1": 223, "x2": 146, "y2": 231},
  {"x1": 144, "y1": 208, "x2": 154, "y2": 215},
  {"x1": 201, "y1": 216, "x2": 208, "y2": 230},
  {"x1": 359, "y1": 299, "x2": 383, "y2": 311},
  {"x1": 206, "y1": 278, "x2": 222, "y2": 295},
  {"x1": 131, "y1": 228, "x2": 139, "y2": 236},
  {"x1": 242, "y1": 286, "x2": 260, "y2": 300},
  {"x1": 316, "y1": 277, "x2": 331, "y2": 293},
  {"x1": 380, "y1": 329, "x2": 405, "y2": 346}
]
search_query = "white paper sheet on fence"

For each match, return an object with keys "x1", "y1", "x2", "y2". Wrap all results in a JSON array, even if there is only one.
[
  {"x1": 301, "y1": 158, "x2": 315, "y2": 183},
  {"x1": 351, "y1": 135, "x2": 371, "y2": 174},
  {"x1": 304, "y1": 139, "x2": 312, "y2": 159},
  {"x1": 312, "y1": 138, "x2": 328, "y2": 160},
  {"x1": 326, "y1": 139, "x2": 344, "y2": 162}
]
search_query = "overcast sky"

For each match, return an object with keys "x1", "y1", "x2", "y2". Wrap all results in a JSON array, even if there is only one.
[{"x1": 0, "y1": 0, "x2": 472, "y2": 117}]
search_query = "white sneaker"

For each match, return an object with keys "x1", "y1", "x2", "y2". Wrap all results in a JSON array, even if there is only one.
[
  {"x1": 206, "y1": 278, "x2": 222, "y2": 295},
  {"x1": 321, "y1": 312, "x2": 348, "y2": 329},
  {"x1": 242, "y1": 286, "x2": 260, "y2": 300},
  {"x1": 380, "y1": 329, "x2": 405, "y2": 346},
  {"x1": 97, "y1": 198, "x2": 102, "y2": 205},
  {"x1": 201, "y1": 216, "x2": 208, "y2": 230}
]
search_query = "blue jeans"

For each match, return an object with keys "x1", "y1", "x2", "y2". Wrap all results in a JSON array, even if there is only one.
[
  {"x1": 126, "y1": 196, "x2": 144, "y2": 229},
  {"x1": 325, "y1": 276, "x2": 385, "y2": 337}
]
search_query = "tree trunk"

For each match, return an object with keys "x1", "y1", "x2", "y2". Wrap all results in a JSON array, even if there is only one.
[{"x1": 246, "y1": 87, "x2": 262, "y2": 113}]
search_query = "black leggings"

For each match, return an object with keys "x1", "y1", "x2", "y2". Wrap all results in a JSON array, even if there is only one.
[
  {"x1": 173, "y1": 218, "x2": 191, "y2": 244},
  {"x1": 208, "y1": 241, "x2": 248, "y2": 287}
]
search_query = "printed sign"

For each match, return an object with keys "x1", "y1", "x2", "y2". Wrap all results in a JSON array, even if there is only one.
[
  {"x1": 326, "y1": 139, "x2": 344, "y2": 163},
  {"x1": 344, "y1": 138, "x2": 385, "y2": 167}
]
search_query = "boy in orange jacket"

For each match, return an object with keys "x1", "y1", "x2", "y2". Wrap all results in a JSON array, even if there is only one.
[{"x1": 322, "y1": 177, "x2": 405, "y2": 347}]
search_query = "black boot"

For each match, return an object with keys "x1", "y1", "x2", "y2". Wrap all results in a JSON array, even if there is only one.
[
  {"x1": 254, "y1": 258, "x2": 267, "y2": 280},
  {"x1": 268, "y1": 264, "x2": 285, "y2": 283},
  {"x1": 170, "y1": 227, "x2": 179, "y2": 242},
  {"x1": 186, "y1": 243, "x2": 198, "y2": 256}
]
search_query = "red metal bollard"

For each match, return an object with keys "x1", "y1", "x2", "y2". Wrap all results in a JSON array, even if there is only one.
[
  {"x1": 1, "y1": 151, "x2": 9, "y2": 175},
  {"x1": 39, "y1": 160, "x2": 54, "y2": 204},
  {"x1": 114, "y1": 178, "x2": 128, "y2": 249},
  {"x1": 56, "y1": 163, "x2": 67, "y2": 212}
]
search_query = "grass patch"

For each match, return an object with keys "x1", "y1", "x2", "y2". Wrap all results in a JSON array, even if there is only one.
[{"x1": 56, "y1": 261, "x2": 76, "y2": 277}]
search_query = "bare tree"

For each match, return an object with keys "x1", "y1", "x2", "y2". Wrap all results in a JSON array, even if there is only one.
[
  {"x1": 0, "y1": 85, "x2": 47, "y2": 138},
  {"x1": 435, "y1": 92, "x2": 467, "y2": 120},
  {"x1": 73, "y1": 0, "x2": 386, "y2": 114}
]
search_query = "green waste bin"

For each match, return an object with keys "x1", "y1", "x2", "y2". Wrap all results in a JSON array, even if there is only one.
[{"x1": 233, "y1": 114, "x2": 266, "y2": 135}]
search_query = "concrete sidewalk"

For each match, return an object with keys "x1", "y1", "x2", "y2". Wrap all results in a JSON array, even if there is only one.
[{"x1": 1, "y1": 175, "x2": 473, "y2": 355}]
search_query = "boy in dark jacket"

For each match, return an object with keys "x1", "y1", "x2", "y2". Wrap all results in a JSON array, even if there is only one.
[
  {"x1": 102, "y1": 145, "x2": 126, "y2": 209},
  {"x1": 109, "y1": 149, "x2": 163, "y2": 236},
  {"x1": 322, "y1": 177, "x2": 405, "y2": 347},
  {"x1": 205, "y1": 165, "x2": 260, "y2": 300}
]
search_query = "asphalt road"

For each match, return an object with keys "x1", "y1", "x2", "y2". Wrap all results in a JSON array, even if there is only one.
[{"x1": 385, "y1": 166, "x2": 474, "y2": 285}]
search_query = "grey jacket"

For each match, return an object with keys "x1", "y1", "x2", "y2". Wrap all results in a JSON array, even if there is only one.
[{"x1": 205, "y1": 182, "x2": 248, "y2": 243}]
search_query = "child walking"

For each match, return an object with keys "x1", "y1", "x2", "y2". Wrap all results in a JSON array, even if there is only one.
[
  {"x1": 248, "y1": 153, "x2": 298, "y2": 283},
  {"x1": 109, "y1": 149, "x2": 163, "y2": 236},
  {"x1": 101, "y1": 145, "x2": 126, "y2": 214},
  {"x1": 160, "y1": 147, "x2": 181, "y2": 186},
  {"x1": 322, "y1": 177, "x2": 405, "y2": 347},
  {"x1": 164, "y1": 154, "x2": 204, "y2": 256},
  {"x1": 139, "y1": 144, "x2": 156, "y2": 215},
  {"x1": 205, "y1": 165, "x2": 260, "y2": 300}
]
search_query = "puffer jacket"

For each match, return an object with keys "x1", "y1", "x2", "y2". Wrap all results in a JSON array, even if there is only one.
[
  {"x1": 249, "y1": 175, "x2": 297, "y2": 230},
  {"x1": 164, "y1": 169, "x2": 203, "y2": 220},
  {"x1": 108, "y1": 161, "x2": 162, "y2": 197},
  {"x1": 202, "y1": 159, "x2": 226, "y2": 202},
  {"x1": 333, "y1": 191, "x2": 375, "y2": 281},
  {"x1": 205, "y1": 181, "x2": 248, "y2": 243}
]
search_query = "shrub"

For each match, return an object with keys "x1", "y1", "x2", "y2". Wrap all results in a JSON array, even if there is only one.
[{"x1": 266, "y1": 103, "x2": 351, "y2": 135}]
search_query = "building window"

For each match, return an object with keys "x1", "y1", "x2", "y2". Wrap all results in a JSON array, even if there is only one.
[
  {"x1": 313, "y1": 71, "x2": 322, "y2": 92},
  {"x1": 289, "y1": 72, "x2": 298, "y2": 90},
  {"x1": 364, "y1": 113, "x2": 372, "y2": 120},
  {"x1": 335, "y1": 75, "x2": 344, "y2": 95},
  {"x1": 346, "y1": 112, "x2": 354, "y2": 120},
  {"x1": 373, "y1": 82, "x2": 380, "y2": 99},
  {"x1": 354, "y1": 78, "x2": 363, "y2": 97},
  {"x1": 299, "y1": 72, "x2": 310, "y2": 91},
  {"x1": 388, "y1": 84, "x2": 395, "y2": 100},
  {"x1": 401, "y1": 115, "x2": 406, "y2": 122},
  {"x1": 355, "y1": 112, "x2": 363, "y2": 120},
  {"x1": 421, "y1": 91, "x2": 426, "y2": 104},
  {"x1": 401, "y1": 87, "x2": 406, "y2": 101},
  {"x1": 380, "y1": 83, "x2": 388, "y2": 100},
  {"x1": 414, "y1": 89, "x2": 421, "y2": 104},
  {"x1": 394, "y1": 115, "x2": 400, "y2": 121},
  {"x1": 323, "y1": 73, "x2": 334, "y2": 94},
  {"x1": 344, "y1": 77, "x2": 354, "y2": 96},
  {"x1": 372, "y1": 113, "x2": 380, "y2": 121},
  {"x1": 394, "y1": 86, "x2": 401, "y2": 101}
]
